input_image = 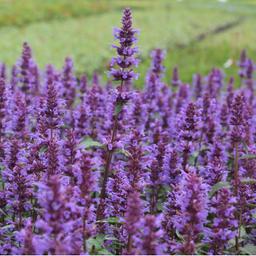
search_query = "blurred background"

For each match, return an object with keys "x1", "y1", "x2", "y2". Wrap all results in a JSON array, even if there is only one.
[{"x1": 0, "y1": 0, "x2": 255, "y2": 87}]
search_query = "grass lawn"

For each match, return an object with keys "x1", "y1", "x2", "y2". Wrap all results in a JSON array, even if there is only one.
[{"x1": 0, "y1": 0, "x2": 255, "y2": 87}]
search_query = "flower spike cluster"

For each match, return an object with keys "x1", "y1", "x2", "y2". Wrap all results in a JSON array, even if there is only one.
[{"x1": 0, "y1": 8, "x2": 255, "y2": 255}]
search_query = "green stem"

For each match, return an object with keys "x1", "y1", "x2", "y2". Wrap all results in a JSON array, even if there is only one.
[
  {"x1": 127, "y1": 234, "x2": 132, "y2": 254},
  {"x1": 96, "y1": 80, "x2": 124, "y2": 221},
  {"x1": 234, "y1": 142, "x2": 240, "y2": 252}
]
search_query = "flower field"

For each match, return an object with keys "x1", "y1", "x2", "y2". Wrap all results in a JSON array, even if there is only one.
[{"x1": 0, "y1": 7, "x2": 256, "y2": 255}]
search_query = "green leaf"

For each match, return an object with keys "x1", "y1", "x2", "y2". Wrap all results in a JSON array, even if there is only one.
[
  {"x1": 240, "y1": 244, "x2": 256, "y2": 255},
  {"x1": 240, "y1": 226, "x2": 247, "y2": 239},
  {"x1": 104, "y1": 235, "x2": 118, "y2": 241},
  {"x1": 240, "y1": 154, "x2": 256, "y2": 160},
  {"x1": 39, "y1": 145, "x2": 48, "y2": 154},
  {"x1": 87, "y1": 234, "x2": 117, "y2": 255},
  {"x1": 106, "y1": 217, "x2": 120, "y2": 224},
  {"x1": 189, "y1": 153, "x2": 198, "y2": 166},
  {"x1": 1, "y1": 224, "x2": 13, "y2": 230},
  {"x1": 98, "y1": 248, "x2": 113, "y2": 255},
  {"x1": 116, "y1": 149, "x2": 132, "y2": 157},
  {"x1": 115, "y1": 103, "x2": 123, "y2": 115},
  {"x1": 96, "y1": 216, "x2": 121, "y2": 224},
  {"x1": 242, "y1": 141, "x2": 249, "y2": 154},
  {"x1": 0, "y1": 208, "x2": 7, "y2": 216},
  {"x1": 175, "y1": 229, "x2": 184, "y2": 241},
  {"x1": 241, "y1": 178, "x2": 256, "y2": 185},
  {"x1": 78, "y1": 137, "x2": 102, "y2": 149},
  {"x1": 229, "y1": 237, "x2": 236, "y2": 247},
  {"x1": 87, "y1": 235, "x2": 105, "y2": 251},
  {"x1": 209, "y1": 181, "x2": 230, "y2": 198},
  {"x1": 248, "y1": 203, "x2": 256, "y2": 209}
]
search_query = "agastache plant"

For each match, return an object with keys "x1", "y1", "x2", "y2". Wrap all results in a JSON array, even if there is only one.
[
  {"x1": 173, "y1": 169, "x2": 208, "y2": 254},
  {"x1": 0, "y1": 9, "x2": 256, "y2": 256},
  {"x1": 206, "y1": 188, "x2": 237, "y2": 254},
  {"x1": 124, "y1": 190, "x2": 143, "y2": 254},
  {"x1": 176, "y1": 102, "x2": 200, "y2": 170},
  {"x1": 0, "y1": 78, "x2": 6, "y2": 159},
  {"x1": 229, "y1": 92, "x2": 246, "y2": 251},
  {"x1": 34, "y1": 175, "x2": 78, "y2": 254},
  {"x1": 96, "y1": 7, "x2": 139, "y2": 221},
  {"x1": 135, "y1": 215, "x2": 165, "y2": 255},
  {"x1": 19, "y1": 42, "x2": 33, "y2": 96}
]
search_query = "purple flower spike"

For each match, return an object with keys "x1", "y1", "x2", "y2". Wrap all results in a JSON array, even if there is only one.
[
  {"x1": 176, "y1": 102, "x2": 201, "y2": 170},
  {"x1": 0, "y1": 78, "x2": 6, "y2": 139},
  {"x1": 124, "y1": 190, "x2": 143, "y2": 254},
  {"x1": 79, "y1": 74, "x2": 87, "y2": 100},
  {"x1": 62, "y1": 57, "x2": 77, "y2": 108},
  {"x1": 206, "y1": 188, "x2": 237, "y2": 254},
  {"x1": 38, "y1": 66, "x2": 64, "y2": 139},
  {"x1": 135, "y1": 214, "x2": 165, "y2": 255},
  {"x1": 9, "y1": 91, "x2": 28, "y2": 139},
  {"x1": 47, "y1": 138, "x2": 61, "y2": 177},
  {"x1": 0, "y1": 63, "x2": 6, "y2": 80},
  {"x1": 193, "y1": 73, "x2": 202, "y2": 99},
  {"x1": 172, "y1": 66, "x2": 181, "y2": 87},
  {"x1": 35, "y1": 175, "x2": 79, "y2": 255},
  {"x1": 10, "y1": 65, "x2": 19, "y2": 92},
  {"x1": 226, "y1": 76, "x2": 234, "y2": 108},
  {"x1": 63, "y1": 130, "x2": 78, "y2": 177},
  {"x1": 17, "y1": 220, "x2": 36, "y2": 255},
  {"x1": 110, "y1": 8, "x2": 139, "y2": 82},
  {"x1": 238, "y1": 49, "x2": 248, "y2": 78},
  {"x1": 20, "y1": 42, "x2": 32, "y2": 93},
  {"x1": 230, "y1": 92, "x2": 246, "y2": 145},
  {"x1": 19, "y1": 42, "x2": 38, "y2": 103},
  {"x1": 173, "y1": 169, "x2": 208, "y2": 254},
  {"x1": 150, "y1": 48, "x2": 166, "y2": 79}
]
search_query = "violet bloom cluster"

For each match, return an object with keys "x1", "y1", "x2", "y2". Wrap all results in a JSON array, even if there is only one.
[
  {"x1": 135, "y1": 215, "x2": 164, "y2": 255},
  {"x1": 33, "y1": 175, "x2": 80, "y2": 255},
  {"x1": 173, "y1": 170, "x2": 208, "y2": 254},
  {"x1": 230, "y1": 92, "x2": 247, "y2": 145},
  {"x1": 110, "y1": 8, "x2": 139, "y2": 82},
  {"x1": 123, "y1": 190, "x2": 143, "y2": 254},
  {"x1": 176, "y1": 102, "x2": 201, "y2": 170},
  {"x1": 206, "y1": 188, "x2": 237, "y2": 254},
  {"x1": 150, "y1": 49, "x2": 166, "y2": 79},
  {"x1": 0, "y1": 7, "x2": 256, "y2": 256}
]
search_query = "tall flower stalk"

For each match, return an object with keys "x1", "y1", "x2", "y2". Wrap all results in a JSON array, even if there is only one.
[
  {"x1": 230, "y1": 92, "x2": 247, "y2": 252},
  {"x1": 173, "y1": 169, "x2": 208, "y2": 254},
  {"x1": 96, "y1": 7, "x2": 139, "y2": 221},
  {"x1": 124, "y1": 190, "x2": 143, "y2": 254}
]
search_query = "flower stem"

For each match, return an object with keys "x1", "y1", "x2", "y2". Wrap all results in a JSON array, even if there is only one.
[
  {"x1": 127, "y1": 234, "x2": 132, "y2": 254},
  {"x1": 234, "y1": 142, "x2": 240, "y2": 252},
  {"x1": 96, "y1": 80, "x2": 124, "y2": 221}
]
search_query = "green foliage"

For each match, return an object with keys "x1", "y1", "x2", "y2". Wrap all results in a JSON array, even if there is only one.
[
  {"x1": 78, "y1": 137, "x2": 102, "y2": 149},
  {"x1": 86, "y1": 234, "x2": 113, "y2": 255},
  {"x1": 240, "y1": 244, "x2": 256, "y2": 255},
  {"x1": 96, "y1": 216, "x2": 121, "y2": 225},
  {"x1": 208, "y1": 181, "x2": 231, "y2": 198},
  {"x1": 0, "y1": 0, "x2": 110, "y2": 27},
  {"x1": 87, "y1": 234, "x2": 119, "y2": 255},
  {"x1": 241, "y1": 178, "x2": 256, "y2": 185},
  {"x1": 39, "y1": 144, "x2": 48, "y2": 154},
  {"x1": 240, "y1": 154, "x2": 256, "y2": 160}
]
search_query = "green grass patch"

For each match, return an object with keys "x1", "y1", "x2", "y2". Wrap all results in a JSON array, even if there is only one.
[{"x1": 0, "y1": 0, "x2": 255, "y2": 87}]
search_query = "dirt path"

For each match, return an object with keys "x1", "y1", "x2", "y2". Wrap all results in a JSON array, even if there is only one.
[{"x1": 175, "y1": 17, "x2": 245, "y2": 49}]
